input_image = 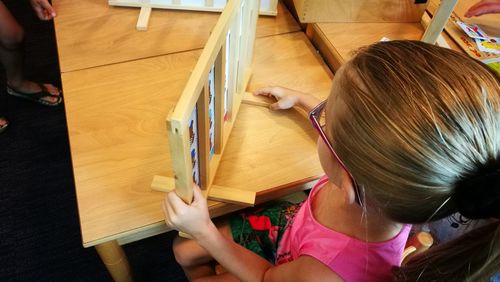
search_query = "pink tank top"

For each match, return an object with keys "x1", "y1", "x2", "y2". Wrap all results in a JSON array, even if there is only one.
[{"x1": 276, "y1": 176, "x2": 411, "y2": 281}]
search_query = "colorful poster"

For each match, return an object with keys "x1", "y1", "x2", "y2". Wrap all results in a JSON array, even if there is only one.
[
  {"x1": 188, "y1": 106, "x2": 200, "y2": 185},
  {"x1": 208, "y1": 64, "x2": 216, "y2": 159}
]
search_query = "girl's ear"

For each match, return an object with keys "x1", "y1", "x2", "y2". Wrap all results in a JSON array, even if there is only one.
[{"x1": 340, "y1": 170, "x2": 357, "y2": 205}]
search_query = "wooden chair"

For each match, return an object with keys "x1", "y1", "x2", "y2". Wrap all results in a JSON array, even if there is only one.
[{"x1": 401, "y1": 231, "x2": 434, "y2": 265}]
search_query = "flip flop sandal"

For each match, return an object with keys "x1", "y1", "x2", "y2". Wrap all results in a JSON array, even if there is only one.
[
  {"x1": 7, "y1": 83, "x2": 62, "y2": 106},
  {"x1": 0, "y1": 116, "x2": 9, "y2": 134}
]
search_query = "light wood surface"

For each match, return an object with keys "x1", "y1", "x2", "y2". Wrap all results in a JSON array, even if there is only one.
[
  {"x1": 290, "y1": 0, "x2": 428, "y2": 23},
  {"x1": 52, "y1": 0, "x2": 300, "y2": 72},
  {"x1": 305, "y1": 3, "x2": 469, "y2": 72},
  {"x1": 307, "y1": 22, "x2": 426, "y2": 71},
  {"x1": 60, "y1": 31, "x2": 331, "y2": 247}
]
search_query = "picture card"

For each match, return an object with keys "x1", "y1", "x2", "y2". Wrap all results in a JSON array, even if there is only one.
[
  {"x1": 188, "y1": 106, "x2": 200, "y2": 185},
  {"x1": 474, "y1": 38, "x2": 500, "y2": 54},
  {"x1": 208, "y1": 64, "x2": 216, "y2": 159},
  {"x1": 481, "y1": 57, "x2": 500, "y2": 74},
  {"x1": 457, "y1": 21, "x2": 488, "y2": 39}
]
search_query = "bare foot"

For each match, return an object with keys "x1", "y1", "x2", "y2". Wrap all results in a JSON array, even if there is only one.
[{"x1": 8, "y1": 80, "x2": 61, "y2": 104}]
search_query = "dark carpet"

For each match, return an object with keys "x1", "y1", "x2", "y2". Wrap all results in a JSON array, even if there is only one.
[{"x1": 0, "y1": 1, "x2": 187, "y2": 281}]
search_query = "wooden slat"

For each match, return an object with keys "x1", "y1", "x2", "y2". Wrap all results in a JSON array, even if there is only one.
[
  {"x1": 421, "y1": 12, "x2": 451, "y2": 49},
  {"x1": 136, "y1": 6, "x2": 152, "y2": 31},
  {"x1": 197, "y1": 84, "x2": 210, "y2": 189},
  {"x1": 166, "y1": 110, "x2": 194, "y2": 204},
  {"x1": 152, "y1": 176, "x2": 255, "y2": 206},
  {"x1": 421, "y1": 0, "x2": 457, "y2": 44},
  {"x1": 214, "y1": 46, "x2": 225, "y2": 154}
]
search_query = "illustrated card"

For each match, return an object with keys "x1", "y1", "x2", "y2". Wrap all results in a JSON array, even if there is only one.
[
  {"x1": 481, "y1": 57, "x2": 500, "y2": 74},
  {"x1": 456, "y1": 21, "x2": 488, "y2": 39},
  {"x1": 208, "y1": 64, "x2": 216, "y2": 159},
  {"x1": 188, "y1": 106, "x2": 200, "y2": 185},
  {"x1": 474, "y1": 38, "x2": 500, "y2": 54}
]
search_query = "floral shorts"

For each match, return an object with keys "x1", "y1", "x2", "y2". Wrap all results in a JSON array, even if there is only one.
[{"x1": 229, "y1": 201, "x2": 302, "y2": 264}]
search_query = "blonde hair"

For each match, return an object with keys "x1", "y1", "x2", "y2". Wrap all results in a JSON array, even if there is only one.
[{"x1": 327, "y1": 40, "x2": 500, "y2": 280}]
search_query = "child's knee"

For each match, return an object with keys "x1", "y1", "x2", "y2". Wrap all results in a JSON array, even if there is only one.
[{"x1": 1, "y1": 26, "x2": 24, "y2": 50}]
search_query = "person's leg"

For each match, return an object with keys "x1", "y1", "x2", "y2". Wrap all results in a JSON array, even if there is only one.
[
  {"x1": 0, "y1": 2, "x2": 60, "y2": 105},
  {"x1": 173, "y1": 221, "x2": 233, "y2": 281}
]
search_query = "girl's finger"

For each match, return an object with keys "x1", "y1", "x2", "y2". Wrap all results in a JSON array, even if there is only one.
[
  {"x1": 269, "y1": 102, "x2": 279, "y2": 111},
  {"x1": 253, "y1": 87, "x2": 273, "y2": 96}
]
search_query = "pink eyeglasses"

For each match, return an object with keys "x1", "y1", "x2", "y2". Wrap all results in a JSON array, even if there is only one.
[{"x1": 309, "y1": 100, "x2": 363, "y2": 204}]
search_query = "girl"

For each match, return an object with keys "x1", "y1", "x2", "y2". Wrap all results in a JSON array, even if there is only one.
[{"x1": 162, "y1": 40, "x2": 500, "y2": 281}]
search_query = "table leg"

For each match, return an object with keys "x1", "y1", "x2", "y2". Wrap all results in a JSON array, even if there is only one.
[{"x1": 95, "y1": 240, "x2": 133, "y2": 282}]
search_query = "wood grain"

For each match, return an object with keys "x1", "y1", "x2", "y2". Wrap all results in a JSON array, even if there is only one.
[
  {"x1": 52, "y1": 0, "x2": 300, "y2": 72},
  {"x1": 290, "y1": 0, "x2": 428, "y2": 23}
]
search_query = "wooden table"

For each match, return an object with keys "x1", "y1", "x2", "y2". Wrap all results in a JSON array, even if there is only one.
[
  {"x1": 53, "y1": 1, "x2": 333, "y2": 281},
  {"x1": 303, "y1": 1, "x2": 489, "y2": 72},
  {"x1": 53, "y1": 0, "x2": 300, "y2": 72}
]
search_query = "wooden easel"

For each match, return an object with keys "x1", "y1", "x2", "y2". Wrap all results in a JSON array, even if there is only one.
[
  {"x1": 108, "y1": 0, "x2": 277, "y2": 31},
  {"x1": 152, "y1": 0, "x2": 259, "y2": 208}
]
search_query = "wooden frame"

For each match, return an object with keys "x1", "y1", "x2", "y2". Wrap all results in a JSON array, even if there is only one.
[
  {"x1": 152, "y1": 0, "x2": 258, "y2": 206},
  {"x1": 109, "y1": 0, "x2": 277, "y2": 31}
]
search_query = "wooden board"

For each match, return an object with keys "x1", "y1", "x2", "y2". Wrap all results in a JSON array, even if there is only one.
[
  {"x1": 160, "y1": 0, "x2": 259, "y2": 204},
  {"x1": 288, "y1": 0, "x2": 428, "y2": 23}
]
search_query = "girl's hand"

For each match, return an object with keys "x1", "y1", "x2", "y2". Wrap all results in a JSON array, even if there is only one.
[
  {"x1": 253, "y1": 86, "x2": 303, "y2": 111},
  {"x1": 465, "y1": 0, "x2": 500, "y2": 17},
  {"x1": 30, "y1": 0, "x2": 56, "y2": 21},
  {"x1": 254, "y1": 86, "x2": 322, "y2": 113},
  {"x1": 162, "y1": 184, "x2": 214, "y2": 238}
]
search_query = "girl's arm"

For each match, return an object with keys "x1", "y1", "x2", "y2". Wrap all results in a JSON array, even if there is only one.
[
  {"x1": 253, "y1": 87, "x2": 322, "y2": 114},
  {"x1": 163, "y1": 185, "x2": 342, "y2": 282},
  {"x1": 199, "y1": 227, "x2": 342, "y2": 282}
]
